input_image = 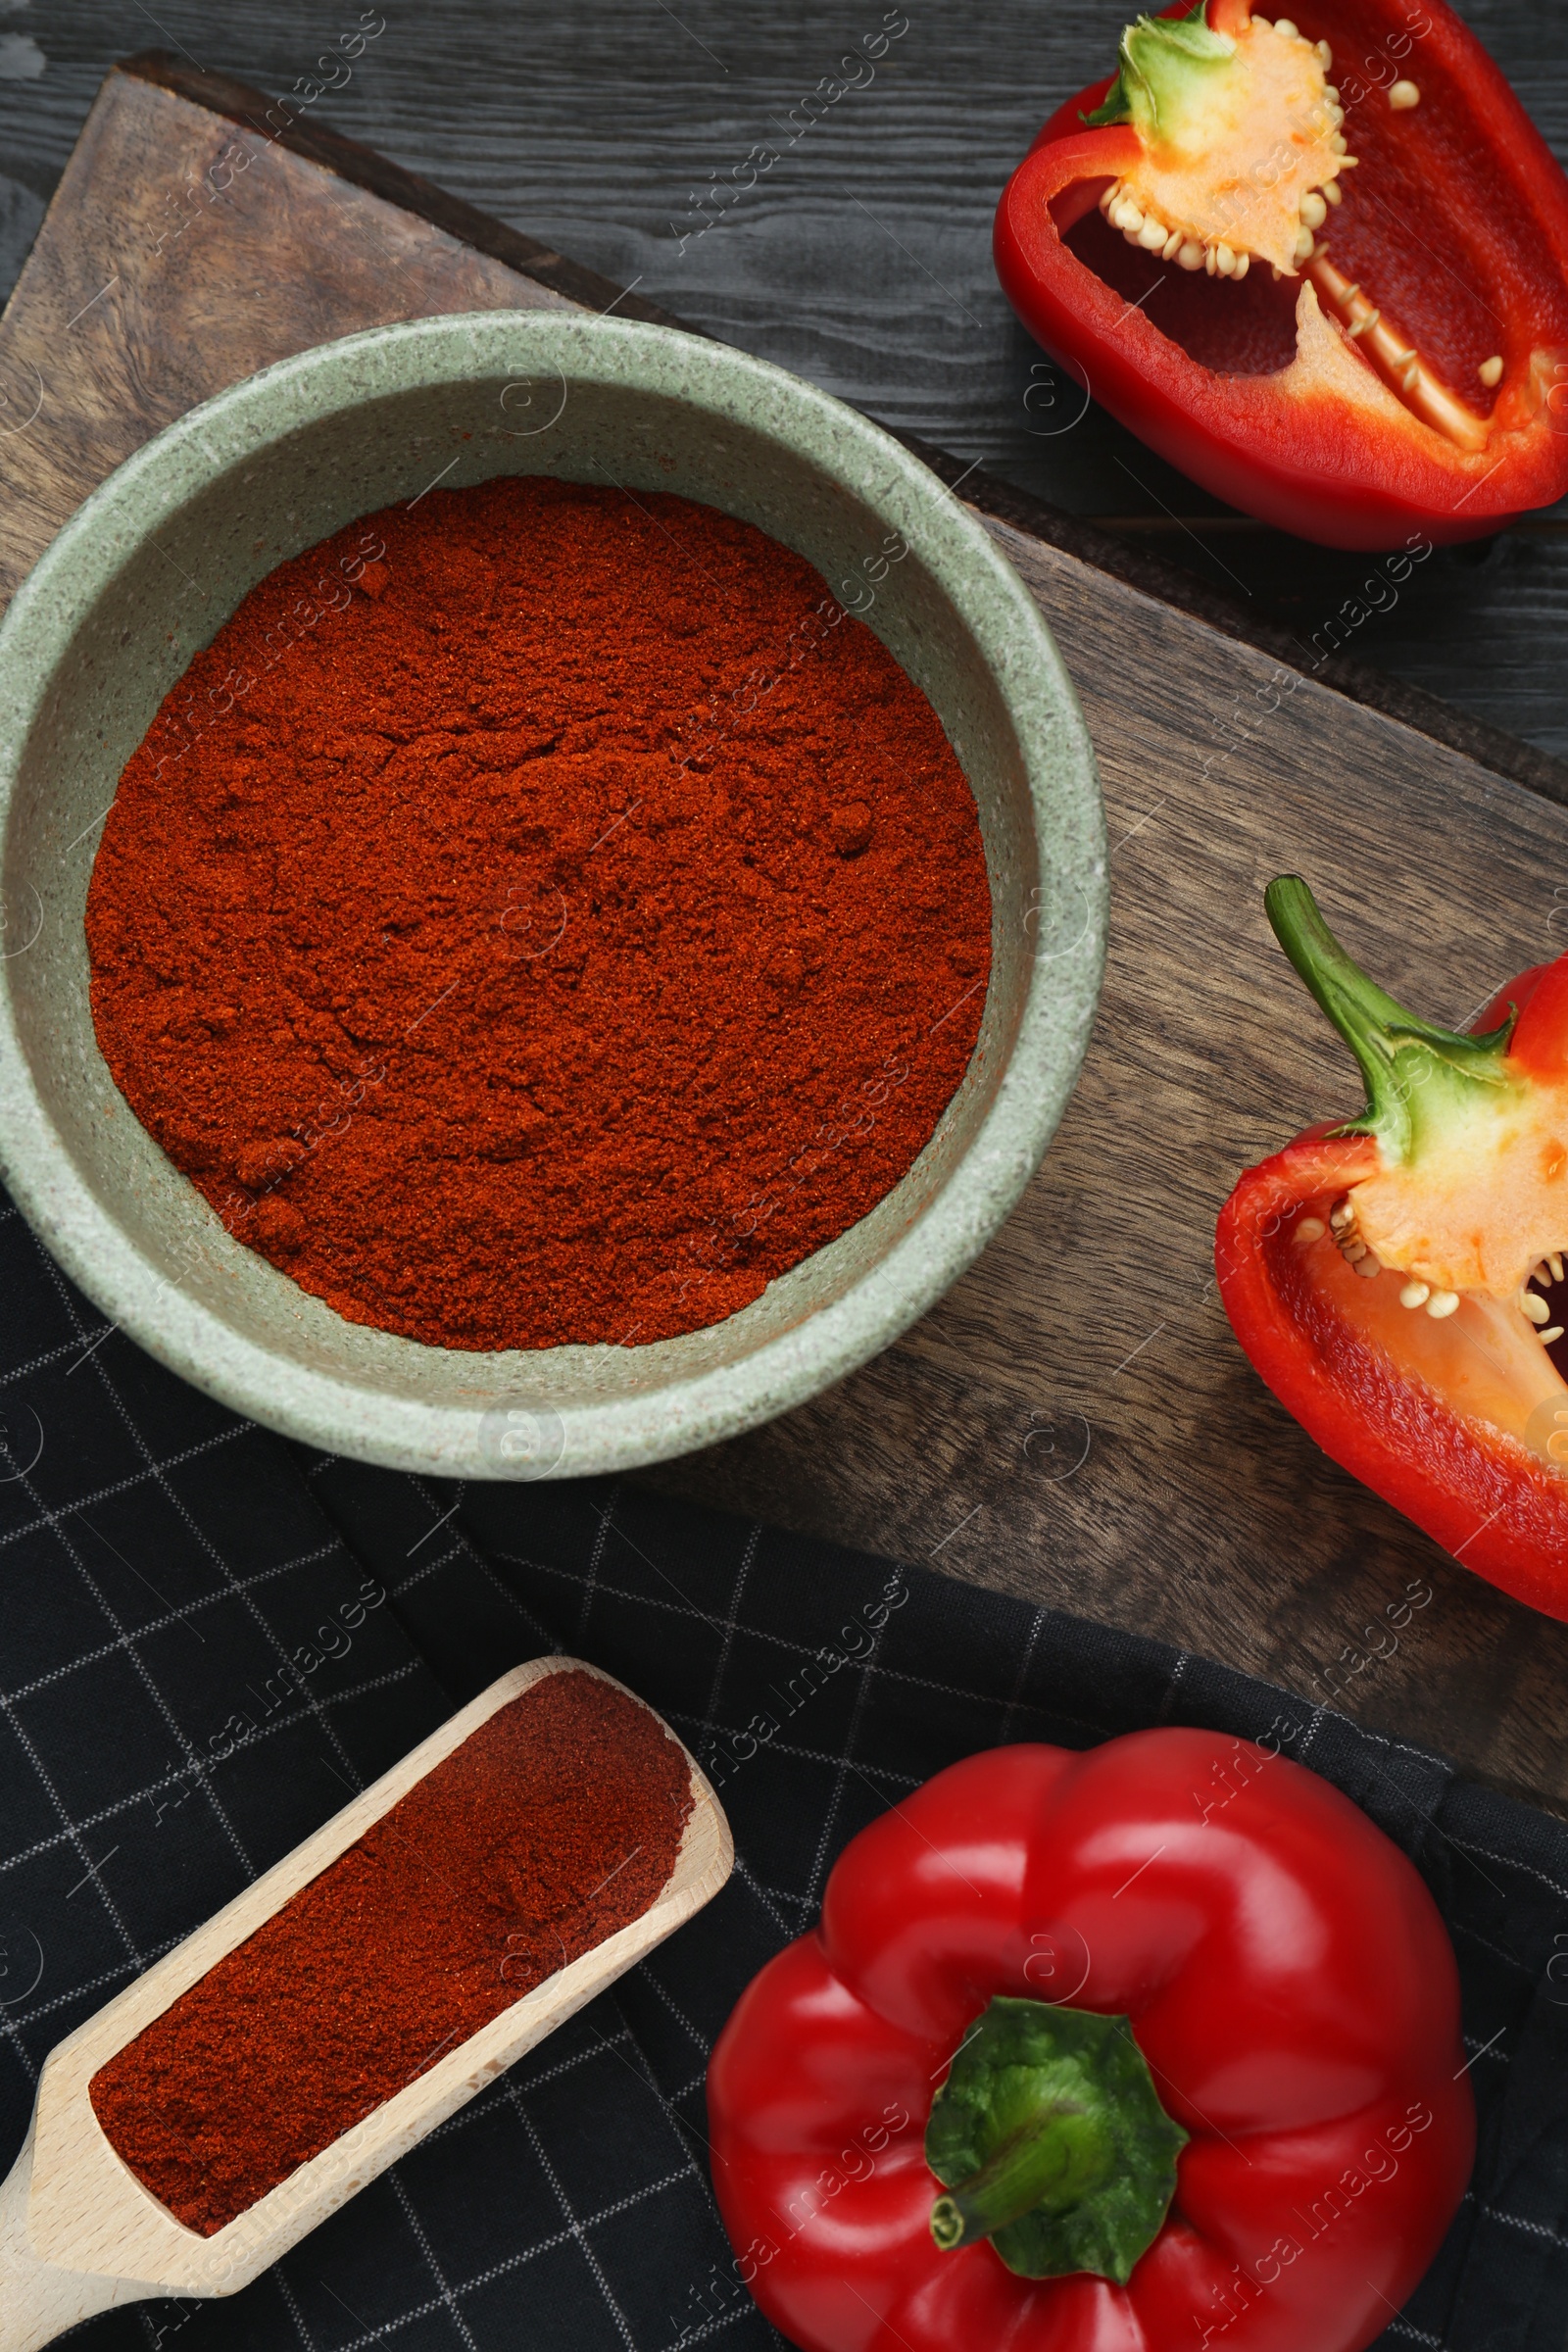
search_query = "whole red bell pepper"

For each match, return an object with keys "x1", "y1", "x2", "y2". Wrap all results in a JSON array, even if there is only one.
[
  {"x1": 993, "y1": 0, "x2": 1568, "y2": 548},
  {"x1": 1218, "y1": 876, "x2": 1568, "y2": 1617},
  {"x1": 708, "y1": 1729, "x2": 1472, "y2": 2352}
]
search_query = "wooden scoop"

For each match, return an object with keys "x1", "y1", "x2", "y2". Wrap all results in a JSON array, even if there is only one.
[{"x1": 0, "y1": 1658, "x2": 731, "y2": 2352}]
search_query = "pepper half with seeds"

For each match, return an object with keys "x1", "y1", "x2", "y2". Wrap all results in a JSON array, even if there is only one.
[
  {"x1": 994, "y1": 0, "x2": 1568, "y2": 546},
  {"x1": 1217, "y1": 878, "x2": 1568, "y2": 1616}
]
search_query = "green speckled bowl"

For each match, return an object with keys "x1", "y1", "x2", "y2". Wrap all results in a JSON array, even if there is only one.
[{"x1": 0, "y1": 313, "x2": 1104, "y2": 1479}]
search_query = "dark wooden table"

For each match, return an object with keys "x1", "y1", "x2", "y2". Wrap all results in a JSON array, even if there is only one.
[
  {"x1": 10, "y1": 0, "x2": 1568, "y2": 756},
  {"x1": 9, "y1": 5, "x2": 1568, "y2": 1815}
]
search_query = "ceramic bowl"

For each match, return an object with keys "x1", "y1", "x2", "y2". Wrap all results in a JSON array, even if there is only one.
[{"x1": 0, "y1": 312, "x2": 1104, "y2": 1478}]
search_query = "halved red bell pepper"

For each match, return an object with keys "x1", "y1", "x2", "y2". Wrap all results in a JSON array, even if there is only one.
[
  {"x1": 708, "y1": 1730, "x2": 1472, "y2": 2352},
  {"x1": 1217, "y1": 877, "x2": 1568, "y2": 1615},
  {"x1": 993, "y1": 0, "x2": 1568, "y2": 548}
]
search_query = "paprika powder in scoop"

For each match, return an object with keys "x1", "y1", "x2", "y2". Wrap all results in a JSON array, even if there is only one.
[
  {"x1": 84, "y1": 478, "x2": 993, "y2": 1352},
  {"x1": 91, "y1": 1665, "x2": 694, "y2": 2234},
  {"x1": 0, "y1": 1661, "x2": 730, "y2": 2352}
]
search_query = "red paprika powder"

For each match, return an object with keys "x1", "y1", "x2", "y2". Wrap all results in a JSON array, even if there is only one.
[
  {"x1": 89, "y1": 1668, "x2": 693, "y2": 2234},
  {"x1": 85, "y1": 477, "x2": 992, "y2": 1350}
]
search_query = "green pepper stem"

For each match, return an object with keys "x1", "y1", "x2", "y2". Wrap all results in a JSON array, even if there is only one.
[
  {"x1": 1263, "y1": 876, "x2": 1514, "y2": 1161},
  {"x1": 924, "y1": 1997, "x2": 1186, "y2": 2282},
  {"x1": 929, "y1": 2100, "x2": 1109, "y2": 2250},
  {"x1": 1080, "y1": 0, "x2": 1229, "y2": 129}
]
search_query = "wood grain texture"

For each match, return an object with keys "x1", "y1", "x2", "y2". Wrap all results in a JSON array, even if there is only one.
[
  {"x1": 0, "y1": 1660, "x2": 730, "y2": 2351},
  {"x1": 0, "y1": 69, "x2": 588, "y2": 607},
  {"x1": 4, "y1": 60, "x2": 1568, "y2": 1811},
  {"x1": 651, "y1": 518, "x2": 1568, "y2": 1812},
  {"x1": 4, "y1": 53, "x2": 1560, "y2": 810},
  {"x1": 6, "y1": 0, "x2": 1568, "y2": 755}
]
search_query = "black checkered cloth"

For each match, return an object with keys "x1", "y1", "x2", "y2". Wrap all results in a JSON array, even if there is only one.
[{"x1": 1, "y1": 1197, "x2": 1565, "y2": 2352}]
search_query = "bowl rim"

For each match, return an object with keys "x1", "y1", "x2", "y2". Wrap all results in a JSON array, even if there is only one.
[{"x1": 0, "y1": 310, "x2": 1105, "y2": 1478}]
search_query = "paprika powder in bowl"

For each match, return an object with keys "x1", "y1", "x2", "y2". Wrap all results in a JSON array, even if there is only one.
[{"x1": 0, "y1": 312, "x2": 1104, "y2": 1476}]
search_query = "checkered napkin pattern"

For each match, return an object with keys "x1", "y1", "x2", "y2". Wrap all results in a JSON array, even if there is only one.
[{"x1": 0, "y1": 1197, "x2": 1565, "y2": 2352}]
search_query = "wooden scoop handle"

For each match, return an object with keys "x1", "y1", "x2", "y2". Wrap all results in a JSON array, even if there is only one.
[
  {"x1": 0, "y1": 2133, "x2": 147, "y2": 2352},
  {"x1": 0, "y1": 1662, "x2": 732, "y2": 2349}
]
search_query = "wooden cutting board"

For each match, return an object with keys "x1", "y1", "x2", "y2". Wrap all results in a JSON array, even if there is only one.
[{"x1": 6, "y1": 53, "x2": 1568, "y2": 1812}]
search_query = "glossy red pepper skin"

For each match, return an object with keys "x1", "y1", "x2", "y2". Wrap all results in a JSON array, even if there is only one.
[
  {"x1": 993, "y1": 0, "x2": 1568, "y2": 549},
  {"x1": 708, "y1": 1732, "x2": 1472, "y2": 2352},
  {"x1": 1218, "y1": 1132, "x2": 1568, "y2": 1619},
  {"x1": 1217, "y1": 915, "x2": 1568, "y2": 1619}
]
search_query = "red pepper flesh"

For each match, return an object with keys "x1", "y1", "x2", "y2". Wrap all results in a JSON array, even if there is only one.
[
  {"x1": 708, "y1": 1731, "x2": 1472, "y2": 2352},
  {"x1": 1218, "y1": 879, "x2": 1568, "y2": 1616},
  {"x1": 993, "y1": 0, "x2": 1568, "y2": 548}
]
